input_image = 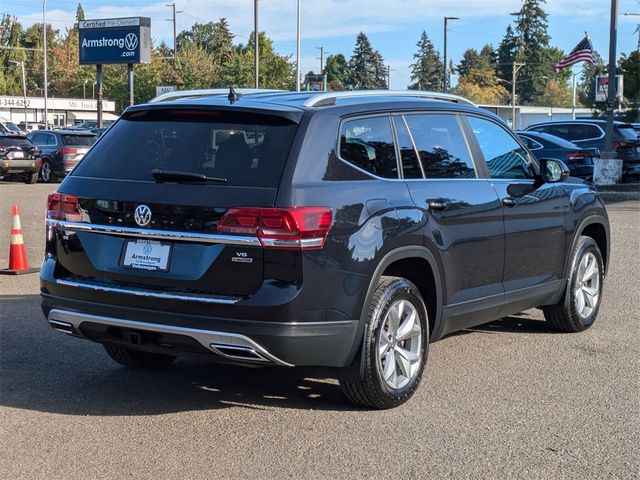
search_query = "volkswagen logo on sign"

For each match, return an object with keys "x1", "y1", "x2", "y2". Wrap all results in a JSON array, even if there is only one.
[
  {"x1": 125, "y1": 33, "x2": 138, "y2": 51},
  {"x1": 134, "y1": 204, "x2": 152, "y2": 227}
]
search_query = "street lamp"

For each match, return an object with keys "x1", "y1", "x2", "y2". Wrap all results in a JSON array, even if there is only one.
[
  {"x1": 443, "y1": 16, "x2": 459, "y2": 93},
  {"x1": 43, "y1": 0, "x2": 48, "y2": 129},
  {"x1": 8, "y1": 60, "x2": 28, "y2": 128}
]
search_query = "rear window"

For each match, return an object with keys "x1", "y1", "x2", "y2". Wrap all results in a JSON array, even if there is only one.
[
  {"x1": 72, "y1": 109, "x2": 298, "y2": 187},
  {"x1": 62, "y1": 134, "x2": 96, "y2": 146},
  {"x1": 617, "y1": 125, "x2": 639, "y2": 141},
  {"x1": 0, "y1": 137, "x2": 32, "y2": 147}
]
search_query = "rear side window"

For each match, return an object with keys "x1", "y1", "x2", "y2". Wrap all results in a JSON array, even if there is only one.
[
  {"x1": 467, "y1": 116, "x2": 533, "y2": 179},
  {"x1": 72, "y1": 109, "x2": 299, "y2": 188},
  {"x1": 46, "y1": 134, "x2": 57, "y2": 145},
  {"x1": 339, "y1": 116, "x2": 398, "y2": 178},
  {"x1": 62, "y1": 134, "x2": 96, "y2": 146},
  {"x1": 404, "y1": 114, "x2": 476, "y2": 178},
  {"x1": 518, "y1": 135, "x2": 543, "y2": 150}
]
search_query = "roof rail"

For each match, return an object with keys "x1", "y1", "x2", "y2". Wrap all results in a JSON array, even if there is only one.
[
  {"x1": 302, "y1": 90, "x2": 476, "y2": 108},
  {"x1": 150, "y1": 88, "x2": 288, "y2": 103}
]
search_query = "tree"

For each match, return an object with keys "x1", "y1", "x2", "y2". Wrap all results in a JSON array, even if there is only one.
[
  {"x1": 408, "y1": 30, "x2": 443, "y2": 91},
  {"x1": 578, "y1": 51, "x2": 606, "y2": 112},
  {"x1": 512, "y1": 0, "x2": 553, "y2": 102},
  {"x1": 176, "y1": 18, "x2": 235, "y2": 64},
  {"x1": 535, "y1": 78, "x2": 573, "y2": 107},
  {"x1": 619, "y1": 50, "x2": 640, "y2": 121},
  {"x1": 497, "y1": 25, "x2": 518, "y2": 82},
  {"x1": 75, "y1": 3, "x2": 85, "y2": 22},
  {"x1": 325, "y1": 53, "x2": 348, "y2": 86},
  {"x1": 456, "y1": 68, "x2": 508, "y2": 104},
  {"x1": 346, "y1": 32, "x2": 387, "y2": 89},
  {"x1": 457, "y1": 44, "x2": 496, "y2": 78}
]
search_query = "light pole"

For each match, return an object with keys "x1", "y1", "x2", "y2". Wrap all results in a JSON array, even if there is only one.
[
  {"x1": 8, "y1": 60, "x2": 28, "y2": 128},
  {"x1": 43, "y1": 0, "x2": 48, "y2": 128},
  {"x1": 254, "y1": 0, "x2": 259, "y2": 88},
  {"x1": 604, "y1": 0, "x2": 618, "y2": 154},
  {"x1": 443, "y1": 16, "x2": 459, "y2": 93},
  {"x1": 296, "y1": 0, "x2": 301, "y2": 91}
]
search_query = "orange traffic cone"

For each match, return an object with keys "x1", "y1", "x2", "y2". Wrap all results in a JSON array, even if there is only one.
[{"x1": 1, "y1": 205, "x2": 39, "y2": 275}]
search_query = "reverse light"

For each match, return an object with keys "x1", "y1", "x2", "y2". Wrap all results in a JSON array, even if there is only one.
[
  {"x1": 218, "y1": 207, "x2": 333, "y2": 249},
  {"x1": 47, "y1": 192, "x2": 83, "y2": 222}
]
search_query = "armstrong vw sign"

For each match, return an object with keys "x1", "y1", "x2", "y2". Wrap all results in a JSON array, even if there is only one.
[{"x1": 78, "y1": 17, "x2": 151, "y2": 65}]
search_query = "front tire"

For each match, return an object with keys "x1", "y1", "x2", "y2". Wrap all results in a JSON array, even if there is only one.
[
  {"x1": 543, "y1": 236, "x2": 604, "y2": 332},
  {"x1": 340, "y1": 276, "x2": 429, "y2": 409},
  {"x1": 104, "y1": 344, "x2": 176, "y2": 369},
  {"x1": 23, "y1": 171, "x2": 38, "y2": 184}
]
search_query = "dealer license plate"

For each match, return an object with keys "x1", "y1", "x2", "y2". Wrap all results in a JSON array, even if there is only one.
[{"x1": 121, "y1": 239, "x2": 171, "y2": 272}]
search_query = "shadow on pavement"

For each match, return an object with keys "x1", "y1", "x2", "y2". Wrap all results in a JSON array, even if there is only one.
[{"x1": 0, "y1": 294, "x2": 357, "y2": 416}]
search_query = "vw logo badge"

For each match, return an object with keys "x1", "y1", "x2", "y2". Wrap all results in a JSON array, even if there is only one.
[
  {"x1": 125, "y1": 33, "x2": 138, "y2": 51},
  {"x1": 134, "y1": 204, "x2": 152, "y2": 227},
  {"x1": 143, "y1": 243, "x2": 153, "y2": 255}
]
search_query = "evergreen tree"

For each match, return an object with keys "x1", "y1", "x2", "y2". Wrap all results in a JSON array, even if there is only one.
[
  {"x1": 497, "y1": 25, "x2": 517, "y2": 82},
  {"x1": 346, "y1": 32, "x2": 386, "y2": 89},
  {"x1": 408, "y1": 30, "x2": 443, "y2": 91},
  {"x1": 513, "y1": 0, "x2": 551, "y2": 102},
  {"x1": 324, "y1": 53, "x2": 348, "y2": 86},
  {"x1": 458, "y1": 44, "x2": 496, "y2": 78},
  {"x1": 75, "y1": 3, "x2": 85, "y2": 22}
]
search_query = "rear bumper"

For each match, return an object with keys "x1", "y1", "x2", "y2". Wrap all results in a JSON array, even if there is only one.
[
  {"x1": 0, "y1": 159, "x2": 38, "y2": 174},
  {"x1": 41, "y1": 293, "x2": 360, "y2": 368}
]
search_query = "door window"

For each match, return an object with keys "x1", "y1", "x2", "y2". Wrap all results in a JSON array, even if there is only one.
[
  {"x1": 339, "y1": 116, "x2": 398, "y2": 178},
  {"x1": 467, "y1": 116, "x2": 533, "y2": 179},
  {"x1": 404, "y1": 114, "x2": 476, "y2": 178}
]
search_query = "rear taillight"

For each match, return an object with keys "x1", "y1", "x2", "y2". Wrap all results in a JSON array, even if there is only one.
[
  {"x1": 47, "y1": 192, "x2": 82, "y2": 222},
  {"x1": 218, "y1": 207, "x2": 333, "y2": 250},
  {"x1": 566, "y1": 151, "x2": 588, "y2": 160},
  {"x1": 59, "y1": 147, "x2": 78, "y2": 155}
]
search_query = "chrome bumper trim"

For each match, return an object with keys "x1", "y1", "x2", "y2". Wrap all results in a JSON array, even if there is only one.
[
  {"x1": 50, "y1": 219, "x2": 261, "y2": 246},
  {"x1": 47, "y1": 309, "x2": 294, "y2": 367},
  {"x1": 55, "y1": 278, "x2": 242, "y2": 305}
]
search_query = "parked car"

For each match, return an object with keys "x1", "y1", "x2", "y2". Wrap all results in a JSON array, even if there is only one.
[
  {"x1": 72, "y1": 120, "x2": 115, "y2": 130},
  {"x1": 0, "y1": 134, "x2": 41, "y2": 183},
  {"x1": 525, "y1": 120, "x2": 640, "y2": 181},
  {"x1": 42, "y1": 89, "x2": 610, "y2": 409},
  {"x1": 516, "y1": 131, "x2": 598, "y2": 180},
  {"x1": 0, "y1": 117, "x2": 23, "y2": 135},
  {"x1": 631, "y1": 123, "x2": 640, "y2": 136},
  {"x1": 27, "y1": 129, "x2": 96, "y2": 182},
  {"x1": 18, "y1": 122, "x2": 46, "y2": 133}
]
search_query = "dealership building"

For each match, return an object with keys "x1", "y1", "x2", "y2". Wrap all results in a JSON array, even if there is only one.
[{"x1": 0, "y1": 95, "x2": 118, "y2": 127}]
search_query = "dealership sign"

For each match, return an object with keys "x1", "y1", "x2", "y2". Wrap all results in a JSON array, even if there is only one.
[{"x1": 78, "y1": 17, "x2": 151, "y2": 65}]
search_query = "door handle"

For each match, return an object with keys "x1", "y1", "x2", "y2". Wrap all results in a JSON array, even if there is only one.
[
  {"x1": 427, "y1": 200, "x2": 449, "y2": 211},
  {"x1": 502, "y1": 197, "x2": 517, "y2": 207}
]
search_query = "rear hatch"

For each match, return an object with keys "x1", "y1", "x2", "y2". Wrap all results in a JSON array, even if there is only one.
[
  {"x1": 47, "y1": 106, "x2": 304, "y2": 302},
  {"x1": 615, "y1": 124, "x2": 640, "y2": 161},
  {"x1": 59, "y1": 133, "x2": 96, "y2": 172},
  {"x1": 0, "y1": 136, "x2": 38, "y2": 171}
]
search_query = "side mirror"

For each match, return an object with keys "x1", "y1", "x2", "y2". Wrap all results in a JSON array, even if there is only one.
[{"x1": 540, "y1": 158, "x2": 570, "y2": 183}]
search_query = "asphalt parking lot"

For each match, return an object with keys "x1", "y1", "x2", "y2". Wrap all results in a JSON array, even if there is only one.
[{"x1": 0, "y1": 182, "x2": 638, "y2": 479}]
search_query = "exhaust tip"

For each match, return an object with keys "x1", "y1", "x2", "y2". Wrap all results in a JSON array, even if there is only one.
[
  {"x1": 210, "y1": 343, "x2": 270, "y2": 363},
  {"x1": 49, "y1": 319, "x2": 77, "y2": 335}
]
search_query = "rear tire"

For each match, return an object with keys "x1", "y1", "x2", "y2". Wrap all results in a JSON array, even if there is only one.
[
  {"x1": 543, "y1": 236, "x2": 604, "y2": 332},
  {"x1": 104, "y1": 344, "x2": 176, "y2": 369},
  {"x1": 340, "y1": 276, "x2": 429, "y2": 409},
  {"x1": 23, "y1": 171, "x2": 38, "y2": 184},
  {"x1": 39, "y1": 159, "x2": 56, "y2": 183}
]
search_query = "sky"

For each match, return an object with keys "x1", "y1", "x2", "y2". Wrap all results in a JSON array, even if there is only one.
[{"x1": 5, "y1": 0, "x2": 640, "y2": 90}]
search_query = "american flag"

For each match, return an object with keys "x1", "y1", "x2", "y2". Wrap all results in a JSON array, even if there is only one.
[{"x1": 553, "y1": 36, "x2": 596, "y2": 72}]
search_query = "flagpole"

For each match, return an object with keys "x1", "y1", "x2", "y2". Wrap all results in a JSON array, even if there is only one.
[{"x1": 572, "y1": 71, "x2": 577, "y2": 120}]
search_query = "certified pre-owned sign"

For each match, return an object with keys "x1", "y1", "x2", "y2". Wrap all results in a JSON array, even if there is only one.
[{"x1": 79, "y1": 17, "x2": 151, "y2": 65}]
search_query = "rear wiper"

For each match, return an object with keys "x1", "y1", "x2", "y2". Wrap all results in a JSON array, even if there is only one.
[{"x1": 151, "y1": 169, "x2": 228, "y2": 184}]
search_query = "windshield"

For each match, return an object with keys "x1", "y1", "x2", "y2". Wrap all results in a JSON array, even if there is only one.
[
  {"x1": 1, "y1": 121, "x2": 21, "y2": 132},
  {"x1": 72, "y1": 109, "x2": 299, "y2": 188}
]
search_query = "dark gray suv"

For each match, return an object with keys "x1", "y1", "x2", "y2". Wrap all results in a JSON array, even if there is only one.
[{"x1": 41, "y1": 90, "x2": 610, "y2": 409}]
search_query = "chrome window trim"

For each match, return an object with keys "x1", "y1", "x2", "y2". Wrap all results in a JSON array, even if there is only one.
[{"x1": 50, "y1": 219, "x2": 262, "y2": 246}]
